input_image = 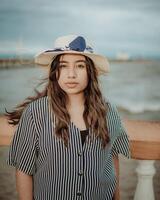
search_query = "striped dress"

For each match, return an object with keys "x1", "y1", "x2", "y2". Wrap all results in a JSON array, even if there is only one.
[{"x1": 7, "y1": 96, "x2": 130, "y2": 200}]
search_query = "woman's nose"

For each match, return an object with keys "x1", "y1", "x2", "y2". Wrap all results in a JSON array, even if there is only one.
[{"x1": 67, "y1": 67, "x2": 77, "y2": 78}]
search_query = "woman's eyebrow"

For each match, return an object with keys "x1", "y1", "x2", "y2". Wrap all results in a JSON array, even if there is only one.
[
  {"x1": 75, "y1": 60, "x2": 87, "y2": 63},
  {"x1": 59, "y1": 61, "x2": 68, "y2": 63}
]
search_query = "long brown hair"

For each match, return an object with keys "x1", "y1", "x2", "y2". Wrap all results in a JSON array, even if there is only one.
[{"x1": 5, "y1": 54, "x2": 110, "y2": 148}]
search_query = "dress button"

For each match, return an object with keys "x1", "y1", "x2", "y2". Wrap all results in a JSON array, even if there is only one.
[
  {"x1": 77, "y1": 192, "x2": 82, "y2": 196},
  {"x1": 78, "y1": 171, "x2": 83, "y2": 176},
  {"x1": 78, "y1": 151, "x2": 82, "y2": 156}
]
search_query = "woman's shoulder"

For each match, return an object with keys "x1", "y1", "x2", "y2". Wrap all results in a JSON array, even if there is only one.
[
  {"x1": 22, "y1": 96, "x2": 49, "y2": 118},
  {"x1": 105, "y1": 99, "x2": 122, "y2": 130},
  {"x1": 105, "y1": 99, "x2": 119, "y2": 117},
  {"x1": 27, "y1": 96, "x2": 48, "y2": 109},
  {"x1": 20, "y1": 96, "x2": 50, "y2": 128}
]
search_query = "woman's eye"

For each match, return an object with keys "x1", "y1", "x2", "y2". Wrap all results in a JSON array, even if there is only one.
[
  {"x1": 77, "y1": 64, "x2": 86, "y2": 68},
  {"x1": 59, "y1": 64, "x2": 67, "y2": 68}
]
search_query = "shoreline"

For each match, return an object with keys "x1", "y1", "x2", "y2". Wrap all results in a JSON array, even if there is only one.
[
  {"x1": 0, "y1": 58, "x2": 35, "y2": 69},
  {"x1": 0, "y1": 58, "x2": 159, "y2": 69}
]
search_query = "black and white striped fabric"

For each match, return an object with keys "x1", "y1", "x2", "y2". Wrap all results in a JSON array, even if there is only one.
[{"x1": 7, "y1": 96, "x2": 130, "y2": 200}]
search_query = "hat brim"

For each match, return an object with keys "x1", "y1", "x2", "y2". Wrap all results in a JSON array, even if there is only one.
[{"x1": 34, "y1": 50, "x2": 110, "y2": 75}]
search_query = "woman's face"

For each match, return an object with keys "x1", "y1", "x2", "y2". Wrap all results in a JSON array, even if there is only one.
[{"x1": 57, "y1": 54, "x2": 88, "y2": 95}]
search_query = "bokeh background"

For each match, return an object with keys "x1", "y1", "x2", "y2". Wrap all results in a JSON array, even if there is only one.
[
  {"x1": 0, "y1": 0, "x2": 160, "y2": 59},
  {"x1": 0, "y1": 0, "x2": 160, "y2": 199}
]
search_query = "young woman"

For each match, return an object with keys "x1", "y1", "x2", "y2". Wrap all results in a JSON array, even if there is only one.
[{"x1": 6, "y1": 35, "x2": 130, "y2": 200}]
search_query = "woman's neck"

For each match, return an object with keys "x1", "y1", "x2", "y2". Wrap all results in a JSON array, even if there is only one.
[{"x1": 66, "y1": 93, "x2": 85, "y2": 111}]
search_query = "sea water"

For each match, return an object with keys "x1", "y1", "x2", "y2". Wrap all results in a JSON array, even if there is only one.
[{"x1": 0, "y1": 60, "x2": 160, "y2": 120}]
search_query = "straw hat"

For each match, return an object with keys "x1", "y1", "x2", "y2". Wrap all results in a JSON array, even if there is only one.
[{"x1": 34, "y1": 34, "x2": 110, "y2": 75}]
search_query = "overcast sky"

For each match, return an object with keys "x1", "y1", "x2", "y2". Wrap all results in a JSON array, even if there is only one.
[{"x1": 0, "y1": 0, "x2": 160, "y2": 58}]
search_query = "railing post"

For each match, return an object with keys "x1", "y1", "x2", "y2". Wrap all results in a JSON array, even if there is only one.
[{"x1": 134, "y1": 160, "x2": 156, "y2": 200}]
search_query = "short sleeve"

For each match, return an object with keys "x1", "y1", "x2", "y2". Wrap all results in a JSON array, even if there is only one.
[
  {"x1": 6, "y1": 104, "x2": 37, "y2": 175},
  {"x1": 107, "y1": 102, "x2": 131, "y2": 159},
  {"x1": 111, "y1": 120, "x2": 131, "y2": 159}
]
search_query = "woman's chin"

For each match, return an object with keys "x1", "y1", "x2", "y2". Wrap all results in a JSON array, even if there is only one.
[{"x1": 65, "y1": 89, "x2": 84, "y2": 95}]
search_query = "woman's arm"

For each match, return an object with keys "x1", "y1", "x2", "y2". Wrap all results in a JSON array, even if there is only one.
[
  {"x1": 113, "y1": 156, "x2": 120, "y2": 200},
  {"x1": 16, "y1": 170, "x2": 33, "y2": 200}
]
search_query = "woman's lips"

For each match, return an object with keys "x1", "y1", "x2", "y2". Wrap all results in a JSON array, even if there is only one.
[{"x1": 65, "y1": 82, "x2": 78, "y2": 88}]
